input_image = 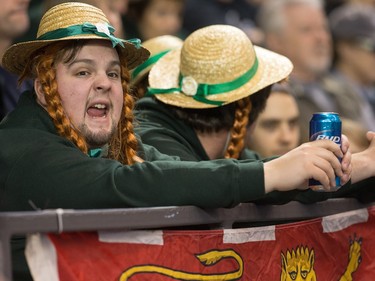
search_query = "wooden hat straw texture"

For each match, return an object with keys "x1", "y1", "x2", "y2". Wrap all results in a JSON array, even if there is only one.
[
  {"x1": 131, "y1": 35, "x2": 183, "y2": 86},
  {"x1": 2, "y1": 2, "x2": 149, "y2": 76},
  {"x1": 148, "y1": 25, "x2": 293, "y2": 109}
]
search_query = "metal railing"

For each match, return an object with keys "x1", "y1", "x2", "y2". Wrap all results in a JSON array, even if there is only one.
[{"x1": 1, "y1": 198, "x2": 374, "y2": 281}]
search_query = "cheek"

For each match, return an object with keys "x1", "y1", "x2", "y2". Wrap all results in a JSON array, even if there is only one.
[{"x1": 112, "y1": 88, "x2": 125, "y2": 118}]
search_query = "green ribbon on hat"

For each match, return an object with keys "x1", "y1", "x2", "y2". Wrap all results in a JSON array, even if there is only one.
[
  {"x1": 131, "y1": 50, "x2": 170, "y2": 80},
  {"x1": 37, "y1": 22, "x2": 141, "y2": 49},
  {"x1": 147, "y1": 57, "x2": 259, "y2": 106}
]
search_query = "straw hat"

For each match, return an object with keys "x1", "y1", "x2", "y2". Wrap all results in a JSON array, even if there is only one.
[
  {"x1": 148, "y1": 25, "x2": 293, "y2": 109},
  {"x1": 2, "y1": 2, "x2": 150, "y2": 76},
  {"x1": 131, "y1": 35, "x2": 183, "y2": 86}
]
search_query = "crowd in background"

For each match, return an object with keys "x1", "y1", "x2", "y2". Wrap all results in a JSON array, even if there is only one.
[{"x1": 1, "y1": 0, "x2": 374, "y2": 157}]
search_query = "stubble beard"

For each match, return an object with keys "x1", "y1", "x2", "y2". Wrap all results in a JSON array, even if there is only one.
[{"x1": 78, "y1": 123, "x2": 117, "y2": 148}]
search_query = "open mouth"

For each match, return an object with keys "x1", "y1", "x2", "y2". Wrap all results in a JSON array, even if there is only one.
[{"x1": 87, "y1": 104, "x2": 108, "y2": 118}]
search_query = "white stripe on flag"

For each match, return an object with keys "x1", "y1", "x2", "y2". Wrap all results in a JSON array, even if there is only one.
[
  {"x1": 223, "y1": 225, "x2": 276, "y2": 244},
  {"x1": 25, "y1": 233, "x2": 59, "y2": 281},
  {"x1": 98, "y1": 230, "x2": 164, "y2": 245},
  {"x1": 322, "y1": 208, "x2": 369, "y2": 233}
]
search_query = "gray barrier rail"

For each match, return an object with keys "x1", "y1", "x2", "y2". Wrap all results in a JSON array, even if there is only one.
[{"x1": 1, "y1": 198, "x2": 374, "y2": 281}]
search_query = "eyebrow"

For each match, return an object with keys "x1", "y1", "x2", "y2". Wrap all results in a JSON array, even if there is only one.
[
  {"x1": 260, "y1": 116, "x2": 299, "y2": 125},
  {"x1": 67, "y1": 59, "x2": 121, "y2": 68}
]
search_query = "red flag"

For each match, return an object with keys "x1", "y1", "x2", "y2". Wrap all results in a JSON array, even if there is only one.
[{"x1": 26, "y1": 206, "x2": 375, "y2": 281}]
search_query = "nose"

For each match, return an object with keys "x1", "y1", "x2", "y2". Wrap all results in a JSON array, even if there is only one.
[
  {"x1": 94, "y1": 73, "x2": 112, "y2": 93},
  {"x1": 279, "y1": 124, "x2": 294, "y2": 145}
]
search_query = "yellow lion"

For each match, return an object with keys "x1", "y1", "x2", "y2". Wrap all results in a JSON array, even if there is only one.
[{"x1": 281, "y1": 236, "x2": 362, "y2": 281}]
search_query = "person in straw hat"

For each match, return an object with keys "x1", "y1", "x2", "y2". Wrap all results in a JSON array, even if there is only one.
[
  {"x1": 0, "y1": 2, "x2": 371, "y2": 280},
  {"x1": 135, "y1": 24, "x2": 375, "y2": 199},
  {"x1": 130, "y1": 34, "x2": 183, "y2": 99}
]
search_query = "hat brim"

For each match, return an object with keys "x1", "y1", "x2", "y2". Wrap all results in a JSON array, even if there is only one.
[
  {"x1": 149, "y1": 45, "x2": 293, "y2": 109},
  {"x1": 2, "y1": 35, "x2": 150, "y2": 76},
  {"x1": 130, "y1": 65, "x2": 152, "y2": 86}
]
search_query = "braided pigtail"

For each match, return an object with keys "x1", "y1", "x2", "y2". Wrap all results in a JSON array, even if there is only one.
[
  {"x1": 29, "y1": 44, "x2": 88, "y2": 153},
  {"x1": 225, "y1": 97, "x2": 252, "y2": 159},
  {"x1": 107, "y1": 61, "x2": 140, "y2": 165}
]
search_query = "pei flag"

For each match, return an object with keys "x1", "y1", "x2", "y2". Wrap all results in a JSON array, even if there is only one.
[{"x1": 26, "y1": 206, "x2": 375, "y2": 281}]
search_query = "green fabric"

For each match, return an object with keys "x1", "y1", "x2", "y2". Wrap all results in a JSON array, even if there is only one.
[
  {"x1": 0, "y1": 91, "x2": 269, "y2": 210},
  {"x1": 134, "y1": 97, "x2": 262, "y2": 162},
  {"x1": 38, "y1": 22, "x2": 125, "y2": 48},
  {"x1": 0, "y1": 91, "x2": 268, "y2": 280}
]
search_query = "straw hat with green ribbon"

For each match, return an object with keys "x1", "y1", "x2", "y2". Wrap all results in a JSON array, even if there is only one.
[
  {"x1": 148, "y1": 25, "x2": 293, "y2": 109},
  {"x1": 130, "y1": 35, "x2": 183, "y2": 86},
  {"x1": 2, "y1": 2, "x2": 150, "y2": 76}
]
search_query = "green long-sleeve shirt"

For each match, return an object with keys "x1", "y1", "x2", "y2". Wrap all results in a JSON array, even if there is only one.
[
  {"x1": 134, "y1": 97, "x2": 261, "y2": 161},
  {"x1": 0, "y1": 91, "x2": 269, "y2": 280},
  {"x1": 134, "y1": 97, "x2": 374, "y2": 205},
  {"x1": 0, "y1": 92, "x2": 271, "y2": 212}
]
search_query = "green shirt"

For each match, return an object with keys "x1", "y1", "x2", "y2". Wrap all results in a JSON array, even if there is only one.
[
  {"x1": 134, "y1": 97, "x2": 374, "y2": 205},
  {"x1": 0, "y1": 91, "x2": 268, "y2": 280},
  {"x1": 134, "y1": 97, "x2": 261, "y2": 161}
]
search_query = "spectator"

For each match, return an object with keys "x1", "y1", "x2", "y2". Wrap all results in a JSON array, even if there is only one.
[
  {"x1": 136, "y1": 24, "x2": 293, "y2": 161},
  {"x1": 130, "y1": 35, "x2": 183, "y2": 99},
  {"x1": 123, "y1": 0, "x2": 186, "y2": 41},
  {"x1": 246, "y1": 83, "x2": 300, "y2": 158},
  {"x1": 257, "y1": 0, "x2": 334, "y2": 142},
  {"x1": 0, "y1": 0, "x2": 33, "y2": 120},
  {"x1": 325, "y1": 3, "x2": 375, "y2": 131},
  {"x1": 1, "y1": 3, "x2": 363, "y2": 279}
]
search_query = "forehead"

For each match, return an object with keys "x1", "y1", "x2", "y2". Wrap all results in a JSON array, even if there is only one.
[
  {"x1": 260, "y1": 92, "x2": 299, "y2": 118},
  {"x1": 57, "y1": 39, "x2": 121, "y2": 66},
  {"x1": 77, "y1": 40, "x2": 120, "y2": 58}
]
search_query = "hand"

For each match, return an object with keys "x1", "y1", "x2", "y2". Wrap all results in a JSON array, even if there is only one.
[
  {"x1": 340, "y1": 134, "x2": 352, "y2": 185},
  {"x1": 264, "y1": 139, "x2": 344, "y2": 193},
  {"x1": 351, "y1": 131, "x2": 375, "y2": 183}
]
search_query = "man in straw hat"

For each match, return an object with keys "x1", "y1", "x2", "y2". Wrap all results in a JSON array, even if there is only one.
[
  {"x1": 135, "y1": 24, "x2": 375, "y2": 202},
  {"x1": 0, "y1": 2, "x2": 371, "y2": 280}
]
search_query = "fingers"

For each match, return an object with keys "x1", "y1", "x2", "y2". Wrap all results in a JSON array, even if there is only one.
[
  {"x1": 366, "y1": 131, "x2": 375, "y2": 142},
  {"x1": 308, "y1": 139, "x2": 343, "y2": 159},
  {"x1": 341, "y1": 134, "x2": 349, "y2": 154},
  {"x1": 310, "y1": 156, "x2": 336, "y2": 190},
  {"x1": 304, "y1": 140, "x2": 345, "y2": 190}
]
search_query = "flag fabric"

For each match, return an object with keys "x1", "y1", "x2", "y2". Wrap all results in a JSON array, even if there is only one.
[{"x1": 26, "y1": 206, "x2": 375, "y2": 281}]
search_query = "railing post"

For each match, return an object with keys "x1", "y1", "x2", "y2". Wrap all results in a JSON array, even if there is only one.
[{"x1": 0, "y1": 230, "x2": 11, "y2": 281}]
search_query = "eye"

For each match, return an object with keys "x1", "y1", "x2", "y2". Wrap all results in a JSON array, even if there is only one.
[
  {"x1": 108, "y1": 71, "x2": 120, "y2": 79},
  {"x1": 261, "y1": 121, "x2": 278, "y2": 132},
  {"x1": 301, "y1": 270, "x2": 308, "y2": 278},
  {"x1": 76, "y1": 70, "x2": 89, "y2": 77},
  {"x1": 289, "y1": 119, "x2": 299, "y2": 127},
  {"x1": 289, "y1": 271, "x2": 297, "y2": 280}
]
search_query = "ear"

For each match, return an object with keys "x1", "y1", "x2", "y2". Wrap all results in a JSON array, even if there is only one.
[
  {"x1": 308, "y1": 249, "x2": 315, "y2": 269},
  {"x1": 34, "y1": 79, "x2": 47, "y2": 108}
]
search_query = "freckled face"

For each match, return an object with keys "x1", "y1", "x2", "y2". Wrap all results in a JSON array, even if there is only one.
[{"x1": 55, "y1": 40, "x2": 124, "y2": 148}]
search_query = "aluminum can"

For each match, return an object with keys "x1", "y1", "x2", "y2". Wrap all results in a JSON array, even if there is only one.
[{"x1": 309, "y1": 112, "x2": 342, "y2": 191}]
